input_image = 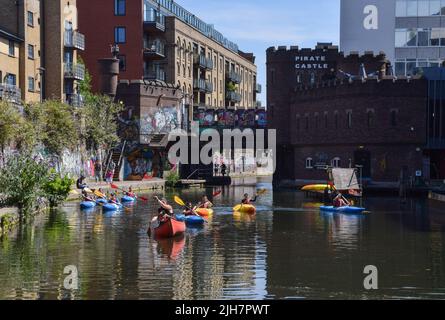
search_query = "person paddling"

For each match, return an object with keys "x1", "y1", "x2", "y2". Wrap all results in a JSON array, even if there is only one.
[
  {"x1": 154, "y1": 196, "x2": 173, "y2": 224},
  {"x1": 183, "y1": 202, "x2": 196, "y2": 216},
  {"x1": 196, "y1": 195, "x2": 213, "y2": 209},
  {"x1": 333, "y1": 192, "x2": 350, "y2": 208},
  {"x1": 109, "y1": 193, "x2": 119, "y2": 205},
  {"x1": 241, "y1": 193, "x2": 257, "y2": 205},
  {"x1": 126, "y1": 186, "x2": 136, "y2": 198},
  {"x1": 82, "y1": 190, "x2": 95, "y2": 202}
]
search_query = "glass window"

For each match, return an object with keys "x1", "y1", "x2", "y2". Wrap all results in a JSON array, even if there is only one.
[
  {"x1": 418, "y1": 59, "x2": 428, "y2": 67},
  {"x1": 115, "y1": 0, "x2": 126, "y2": 16},
  {"x1": 418, "y1": 28, "x2": 430, "y2": 46},
  {"x1": 6, "y1": 73, "x2": 16, "y2": 86},
  {"x1": 407, "y1": 0, "x2": 418, "y2": 16},
  {"x1": 418, "y1": 0, "x2": 429, "y2": 16},
  {"x1": 114, "y1": 27, "x2": 126, "y2": 43},
  {"x1": 305, "y1": 158, "x2": 313, "y2": 169},
  {"x1": 395, "y1": 61, "x2": 406, "y2": 76},
  {"x1": 28, "y1": 77, "x2": 35, "y2": 92},
  {"x1": 27, "y1": 11, "x2": 34, "y2": 26},
  {"x1": 406, "y1": 29, "x2": 418, "y2": 46},
  {"x1": 440, "y1": 28, "x2": 445, "y2": 45},
  {"x1": 118, "y1": 55, "x2": 126, "y2": 71},
  {"x1": 331, "y1": 158, "x2": 341, "y2": 168},
  {"x1": 367, "y1": 111, "x2": 374, "y2": 127},
  {"x1": 396, "y1": 0, "x2": 407, "y2": 17},
  {"x1": 28, "y1": 44, "x2": 34, "y2": 59},
  {"x1": 391, "y1": 110, "x2": 398, "y2": 127},
  {"x1": 406, "y1": 59, "x2": 417, "y2": 75},
  {"x1": 430, "y1": 0, "x2": 441, "y2": 15},
  {"x1": 8, "y1": 40, "x2": 14, "y2": 56},
  {"x1": 441, "y1": 0, "x2": 445, "y2": 15},
  {"x1": 431, "y1": 28, "x2": 441, "y2": 45},
  {"x1": 395, "y1": 29, "x2": 407, "y2": 47},
  {"x1": 347, "y1": 112, "x2": 352, "y2": 129}
]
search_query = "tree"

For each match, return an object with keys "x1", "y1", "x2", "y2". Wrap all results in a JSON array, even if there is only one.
[
  {"x1": 0, "y1": 101, "x2": 22, "y2": 164},
  {"x1": 43, "y1": 169, "x2": 74, "y2": 208}
]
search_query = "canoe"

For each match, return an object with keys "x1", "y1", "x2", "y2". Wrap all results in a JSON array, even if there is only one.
[
  {"x1": 319, "y1": 206, "x2": 366, "y2": 214},
  {"x1": 233, "y1": 204, "x2": 256, "y2": 214},
  {"x1": 195, "y1": 208, "x2": 213, "y2": 217},
  {"x1": 102, "y1": 203, "x2": 122, "y2": 212},
  {"x1": 151, "y1": 216, "x2": 186, "y2": 238},
  {"x1": 96, "y1": 198, "x2": 107, "y2": 205},
  {"x1": 80, "y1": 201, "x2": 96, "y2": 209},
  {"x1": 175, "y1": 214, "x2": 206, "y2": 226},
  {"x1": 301, "y1": 184, "x2": 330, "y2": 192},
  {"x1": 121, "y1": 195, "x2": 136, "y2": 203}
]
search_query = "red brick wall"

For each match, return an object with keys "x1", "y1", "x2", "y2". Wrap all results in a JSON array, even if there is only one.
[{"x1": 77, "y1": 0, "x2": 143, "y2": 92}]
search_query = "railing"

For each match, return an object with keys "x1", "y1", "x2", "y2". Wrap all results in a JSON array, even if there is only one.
[
  {"x1": 226, "y1": 70, "x2": 241, "y2": 83},
  {"x1": 194, "y1": 79, "x2": 213, "y2": 92},
  {"x1": 144, "y1": 40, "x2": 165, "y2": 57},
  {"x1": 205, "y1": 81, "x2": 213, "y2": 93},
  {"x1": 144, "y1": 7, "x2": 166, "y2": 31},
  {"x1": 0, "y1": 83, "x2": 21, "y2": 104},
  {"x1": 194, "y1": 54, "x2": 213, "y2": 70},
  {"x1": 255, "y1": 83, "x2": 262, "y2": 93},
  {"x1": 64, "y1": 63, "x2": 85, "y2": 80},
  {"x1": 226, "y1": 91, "x2": 242, "y2": 102},
  {"x1": 64, "y1": 30, "x2": 85, "y2": 50},
  {"x1": 144, "y1": 67, "x2": 166, "y2": 81}
]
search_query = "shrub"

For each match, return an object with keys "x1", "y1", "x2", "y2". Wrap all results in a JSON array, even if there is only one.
[{"x1": 43, "y1": 169, "x2": 75, "y2": 208}]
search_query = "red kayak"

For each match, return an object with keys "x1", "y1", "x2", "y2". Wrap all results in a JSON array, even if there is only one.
[{"x1": 149, "y1": 216, "x2": 186, "y2": 239}]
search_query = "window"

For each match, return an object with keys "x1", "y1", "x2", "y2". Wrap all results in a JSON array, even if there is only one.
[
  {"x1": 391, "y1": 110, "x2": 398, "y2": 127},
  {"x1": 115, "y1": 0, "x2": 126, "y2": 15},
  {"x1": 8, "y1": 40, "x2": 14, "y2": 56},
  {"x1": 271, "y1": 69, "x2": 275, "y2": 85},
  {"x1": 314, "y1": 113, "x2": 319, "y2": 129},
  {"x1": 418, "y1": 28, "x2": 430, "y2": 46},
  {"x1": 305, "y1": 115, "x2": 309, "y2": 130},
  {"x1": 114, "y1": 27, "x2": 126, "y2": 43},
  {"x1": 431, "y1": 0, "x2": 441, "y2": 15},
  {"x1": 118, "y1": 55, "x2": 126, "y2": 71},
  {"x1": 324, "y1": 113, "x2": 328, "y2": 128},
  {"x1": 367, "y1": 110, "x2": 375, "y2": 128},
  {"x1": 407, "y1": 0, "x2": 418, "y2": 16},
  {"x1": 334, "y1": 112, "x2": 339, "y2": 129},
  {"x1": 296, "y1": 115, "x2": 300, "y2": 131},
  {"x1": 396, "y1": 0, "x2": 407, "y2": 17},
  {"x1": 331, "y1": 157, "x2": 341, "y2": 168},
  {"x1": 346, "y1": 111, "x2": 352, "y2": 129},
  {"x1": 28, "y1": 77, "x2": 35, "y2": 92},
  {"x1": 5, "y1": 73, "x2": 16, "y2": 86},
  {"x1": 27, "y1": 11, "x2": 34, "y2": 27},
  {"x1": 418, "y1": 0, "x2": 429, "y2": 16},
  {"x1": 28, "y1": 44, "x2": 34, "y2": 59},
  {"x1": 305, "y1": 158, "x2": 313, "y2": 169}
]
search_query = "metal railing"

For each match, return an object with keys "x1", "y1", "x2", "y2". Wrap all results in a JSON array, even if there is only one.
[
  {"x1": 226, "y1": 70, "x2": 241, "y2": 83},
  {"x1": 194, "y1": 54, "x2": 213, "y2": 70},
  {"x1": 64, "y1": 63, "x2": 85, "y2": 80},
  {"x1": 144, "y1": 7, "x2": 166, "y2": 31},
  {"x1": 64, "y1": 30, "x2": 85, "y2": 50},
  {"x1": 194, "y1": 79, "x2": 213, "y2": 93},
  {"x1": 225, "y1": 91, "x2": 242, "y2": 102},
  {"x1": 0, "y1": 83, "x2": 21, "y2": 104},
  {"x1": 144, "y1": 67, "x2": 166, "y2": 81},
  {"x1": 144, "y1": 39, "x2": 166, "y2": 57}
]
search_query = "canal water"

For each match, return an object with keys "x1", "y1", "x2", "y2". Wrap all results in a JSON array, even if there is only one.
[{"x1": 0, "y1": 177, "x2": 444, "y2": 300}]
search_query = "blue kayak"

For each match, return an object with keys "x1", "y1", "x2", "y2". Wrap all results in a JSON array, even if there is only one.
[
  {"x1": 103, "y1": 203, "x2": 122, "y2": 211},
  {"x1": 96, "y1": 198, "x2": 107, "y2": 205},
  {"x1": 175, "y1": 214, "x2": 205, "y2": 225},
  {"x1": 80, "y1": 201, "x2": 96, "y2": 209},
  {"x1": 121, "y1": 195, "x2": 136, "y2": 203},
  {"x1": 320, "y1": 206, "x2": 366, "y2": 214}
]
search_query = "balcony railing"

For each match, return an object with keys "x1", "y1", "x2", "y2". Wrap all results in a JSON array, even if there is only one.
[
  {"x1": 194, "y1": 54, "x2": 213, "y2": 70},
  {"x1": 205, "y1": 81, "x2": 213, "y2": 93},
  {"x1": 66, "y1": 93, "x2": 84, "y2": 107},
  {"x1": 144, "y1": 40, "x2": 166, "y2": 59},
  {"x1": 0, "y1": 83, "x2": 21, "y2": 104},
  {"x1": 144, "y1": 68, "x2": 166, "y2": 82},
  {"x1": 255, "y1": 83, "x2": 262, "y2": 93},
  {"x1": 64, "y1": 30, "x2": 85, "y2": 50},
  {"x1": 226, "y1": 70, "x2": 241, "y2": 84},
  {"x1": 64, "y1": 63, "x2": 85, "y2": 81},
  {"x1": 144, "y1": 8, "x2": 166, "y2": 32},
  {"x1": 193, "y1": 79, "x2": 213, "y2": 93},
  {"x1": 225, "y1": 91, "x2": 242, "y2": 102}
]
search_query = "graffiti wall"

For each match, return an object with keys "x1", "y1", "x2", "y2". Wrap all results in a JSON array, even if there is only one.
[{"x1": 140, "y1": 106, "x2": 180, "y2": 135}]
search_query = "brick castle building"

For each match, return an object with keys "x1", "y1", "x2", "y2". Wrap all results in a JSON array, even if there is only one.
[{"x1": 267, "y1": 43, "x2": 445, "y2": 186}]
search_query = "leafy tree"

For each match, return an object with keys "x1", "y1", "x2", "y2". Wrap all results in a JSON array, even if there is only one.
[
  {"x1": 0, "y1": 101, "x2": 22, "y2": 163},
  {"x1": 43, "y1": 169, "x2": 74, "y2": 208}
]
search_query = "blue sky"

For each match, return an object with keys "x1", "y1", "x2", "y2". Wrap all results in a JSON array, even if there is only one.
[{"x1": 176, "y1": 0, "x2": 340, "y2": 105}]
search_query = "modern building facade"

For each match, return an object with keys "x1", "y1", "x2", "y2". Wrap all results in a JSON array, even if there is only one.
[
  {"x1": 341, "y1": 0, "x2": 445, "y2": 76},
  {"x1": 0, "y1": 0, "x2": 85, "y2": 105},
  {"x1": 77, "y1": 0, "x2": 259, "y2": 114},
  {"x1": 267, "y1": 43, "x2": 445, "y2": 187},
  {"x1": 0, "y1": 28, "x2": 22, "y2": 105}
]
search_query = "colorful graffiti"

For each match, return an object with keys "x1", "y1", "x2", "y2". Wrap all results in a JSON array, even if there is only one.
[
  {"x1": 235, "y1": 110, "x2": 256, "y2": 127},
  {"x1": 140, "y1": 106, "x2": 180, "y2": 135},
  {"x1": 216, "y1": 109, "x2": 235, "y2": 127},
  {"x1": 193, "y1": 109, "x2": 215, "y2": 126},
  {"x1": 256, "y1": 109, "x2": 267, "y2": 127}
]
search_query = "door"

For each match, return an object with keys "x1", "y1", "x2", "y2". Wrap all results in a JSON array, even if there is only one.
[{"x1": 354, "y1": 149, "x2": 371, "y2": 178}]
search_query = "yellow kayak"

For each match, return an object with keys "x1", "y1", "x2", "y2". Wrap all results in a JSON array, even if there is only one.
[
  {"x1": 301, "y1": 184, "x2": 330, "y2": 192},
  {"x1": 233, "y1": 204, "x2": 256, "y2": 214}
]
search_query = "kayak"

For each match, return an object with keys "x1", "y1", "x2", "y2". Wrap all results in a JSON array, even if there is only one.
[
  {"x1": 96, "y1": 198, "x2": 107, "y2": 205},
  {"x1": 80, "y1": 201, "x2": 96, "y2": 209},
  {"x1": 233, "y1": 204, "x2": 256, "y2": 214},
  {"x1": 103, "y1": 203, "x2": 122, "y2": 211},
  {"x1": 195, "y1": 208, "x2": 213, "y2": 217},
  {"x1": 175, "y1": 214, "x2": 206, "y2": 226},
  {"x1": 319, "y1": 206, "x2": 366, "y2": 214},
  {"x1": 150, "y1": 216, "x2": 186, "y2": 238},
  {"x1": 301, "y1": 184, "x2": 330, "y2": 192},
  {"x1": 121, "y1": 195, "x2": 136, "y2": 203}
]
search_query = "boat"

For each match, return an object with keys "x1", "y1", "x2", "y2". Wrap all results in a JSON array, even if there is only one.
[
  {"x1": 195, "y1": 208, "x2": 213, "y2": 217},
  {"x1": 96, "y1": 198, "x2": 107, "y2": 205},
  {"x1": 233, "y1": 204, "x2": 256, "y2": 214},
  {"x1": 80, "y1": 201, "x2": 96, "y2": 209},
  {"x1": 150, "y1": 216, "x2": 186, "y2": 238},
  {"x1": 121, "y1": 195, "x2": 136, "y2": 203},
  {"x1": 102, "y1": 202, "x2": 122, "y2": 212},
  {"x1": 301, "y1": 184, "x2": 330, "y2": 192},
  {"x1": 175, "y1": 214, "x2": 206, "y2": 226},
  {"x1": 319, "y1": 205, "x2": 366, "y2": 214}
]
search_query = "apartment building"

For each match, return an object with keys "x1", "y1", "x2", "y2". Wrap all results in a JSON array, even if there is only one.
[
  {"x1": 0, "y1": 29, "x2": 22, "y2": 104},
  {"x1": 77, "y1": 0, "x2": 259, "y2": 111},
  {"x1": 0, "y1": 0, "x2": 85, "y2": 105}
]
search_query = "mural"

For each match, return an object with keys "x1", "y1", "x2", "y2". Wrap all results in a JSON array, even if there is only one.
[
  {"x1": 235, "y1": 110, "x2": 256, "y2": 127},
  {"x1": 140, "y1": 106, "x2": 180, "y2": 135},
  {"x1": 256, "y1": 109, "x2": 267, "y2": 127},
  {"x1": 193, "y1": 109, "x2": 214, "y2": 126},
  {"x1": 216, "y1": 109, "x2": 235, "y2": 127}
]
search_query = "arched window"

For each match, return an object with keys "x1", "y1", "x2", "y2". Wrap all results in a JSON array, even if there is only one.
[
  {"x1": 367, "y1": 109, "x2": 375, "y2": 128},
  {"x1": 305, "y1": 157, "x2": 313, "y2": 169},
  {"x1": 390, "y1": 109, "x2": 398, "y2": 126},
  {"x1": 331, "y1": 157, "x2": 341, "y2": 168}
]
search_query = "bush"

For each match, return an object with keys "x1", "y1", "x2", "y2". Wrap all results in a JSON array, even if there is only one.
[
  {"x1": 43, "y1": 169, "x2": 75, "y2": 208},
  {"x1": 165, "y1": 171, "x2": 180, "y2": 187}
]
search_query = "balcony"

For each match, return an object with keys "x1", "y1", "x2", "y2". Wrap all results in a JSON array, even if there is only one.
[
  {"x1": 194, "y1": 79, "x2": 213, "y2": 93},
  {"x1": 194, "y1": 54, "x2": 213, "y2": 70},
  {"x1": 226, "y1": 70, "x2": 241, "y2": 84},
  {"x1": 255, "y1": 83, "x2": 262, "y2": 93},
  {"x1": 64, "y1": 30, "x2": 85, "y2": 51},
  {"x1": 64, "y1": 63, "x2": 85, "y2": 81},
  {"x1": 225, "y1": 91, "x2": 242, "y2": 103},
  {"x1": 144, "y1": 8, "x2": 165, "y2": 33},
  {"x1": 66, "y1": 93, "x2": 84, "y2": 107},
  {"x1": 144, "y1": 68, "x2": 166, "y2": 82},
  {"x1": 144, "y1": 40, "x2": 165, "y2": 60},
  {"x1": 0, "y1": 83, "x2": 21, "y2": 104}
]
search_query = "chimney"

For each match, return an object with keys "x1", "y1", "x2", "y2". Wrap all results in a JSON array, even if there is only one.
[{"x1": 97, "y1": 45, "x2": 120, "y2": 97}]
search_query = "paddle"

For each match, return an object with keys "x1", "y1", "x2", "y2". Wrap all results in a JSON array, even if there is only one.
[
  {"x1": 212, "y1": 190, "x2": 222, "y2": 197},
  {"x1": 233, "y1": 189, "x2": 267, "y2": 212},
  {"x1": 173, "y1": 195, "x2": 208, "y2": 222},
  {"x1": 329, "y1": 183, "x2": 352, "y2": 207},
  {"x1": 110, "y1": 183, "x2": 148, "y2": 201}
]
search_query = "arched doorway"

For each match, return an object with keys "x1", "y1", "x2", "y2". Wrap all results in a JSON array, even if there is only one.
[{"x1": 354, "y1": 149, "x2": 371, "y2": 178}]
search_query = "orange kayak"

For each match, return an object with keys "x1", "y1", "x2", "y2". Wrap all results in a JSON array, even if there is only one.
[
  {"x1": 195, "y1": 208, "x2": 214, "y2": 217},
  {"x1": 233, "y1": 204, "x2": 256, "y2": 214},
  {"x1": 150, "y1": 217, "x2": 186, "y2": 239}
]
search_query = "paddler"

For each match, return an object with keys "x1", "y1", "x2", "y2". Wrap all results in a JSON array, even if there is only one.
[
  {"x1": 241, "y1": 193, "x2": 257, "y2": 205},
  {"x1": 126, "y1": 186, "x2": 136, "y2": 198},
  {"x1": 109, "y1": 193, "x2": 119, "y2": 205},
  {"x1": 82, "y1": 190, "x2": 95, "y2": 202},
  {"x1": 154, "y1": 196, "x2": 173, "y2": 223},
  {"x1": 183, "y1": 202, "x2": 196, "y2": 216},
  {"x1": 196, "y1": 195, "x2": 213, "y2": 209},
  {"x1": 333, "y1": 192, "x2": 350, "y2": 208}
]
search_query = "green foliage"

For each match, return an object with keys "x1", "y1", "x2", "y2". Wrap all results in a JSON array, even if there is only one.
[
  {"x1": 226, "y1": 81, "x2": 237, "y2": 92},
  {"x1": 43, "y1": 169, "x2": 75, "y2": 208},
  {"x1": 165, "y1": 171, "x2": 180, "y2": 187},
  {"x1": 0, "y1": 155, "x2": 50, "y2": 214},
  {"x1": 0, "y1": 101, "x2": 22, "y2": 159}
]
